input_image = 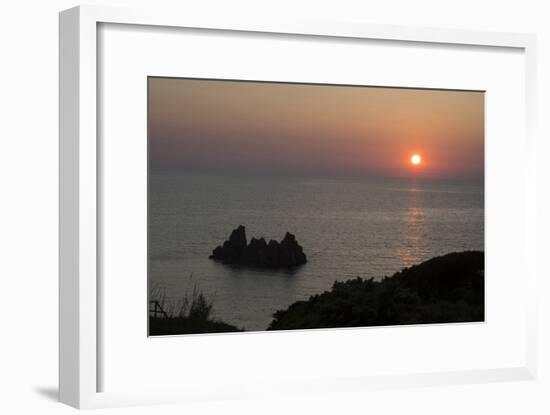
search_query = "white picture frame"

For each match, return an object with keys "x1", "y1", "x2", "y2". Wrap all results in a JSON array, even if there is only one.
[{"x1": 59, "y1": 4, "x2": 538, "y2": 409}]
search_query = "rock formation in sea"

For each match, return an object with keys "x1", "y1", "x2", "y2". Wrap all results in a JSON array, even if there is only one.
[{"x1": 209, "y1": 225, "x2": 307, "y2": 269}]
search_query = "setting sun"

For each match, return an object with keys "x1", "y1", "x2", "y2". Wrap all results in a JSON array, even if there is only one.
[{"x1": 411, "y1": 154, "x2": 422, "y2": 165}]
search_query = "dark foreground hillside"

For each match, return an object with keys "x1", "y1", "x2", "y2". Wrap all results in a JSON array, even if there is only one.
[
  {"x1": 268, "y1": 251, "x2": 484, "y2": 330},
  {"x1": 149, "y1": 316, "x2": 242, "y2": 335},
  {"x1": 149, "y1": 291, "x2": 242, "y2": 336}
]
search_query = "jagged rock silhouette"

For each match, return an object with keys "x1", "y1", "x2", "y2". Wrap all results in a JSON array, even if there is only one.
[{"x1": 209, "y1": 225, "x2": 307, "y2": 269}]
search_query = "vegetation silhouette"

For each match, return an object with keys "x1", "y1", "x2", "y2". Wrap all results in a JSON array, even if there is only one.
[
  {"x1": 150, "y1": 251, "x2": 484, "y2": 335},
  {"x1": 149, "y1": 284, "x2": 242, "y2": 335},
  {"x1": 267, "y1": 251, "x2": 484, "y2": 330}
]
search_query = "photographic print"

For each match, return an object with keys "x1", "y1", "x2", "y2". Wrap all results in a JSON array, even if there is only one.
[{"x1": 148, "y1": 77, "x2": 484, "y2": 336}]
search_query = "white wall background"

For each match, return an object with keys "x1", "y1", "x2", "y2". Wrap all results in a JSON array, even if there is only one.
[{"x1": 0, "y1": 0, "x2": 548, "y2": 414}]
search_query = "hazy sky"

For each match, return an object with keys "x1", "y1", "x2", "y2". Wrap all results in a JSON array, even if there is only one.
[{"x1": 148, "y1": 77, "x2": 484, "y2": 180}]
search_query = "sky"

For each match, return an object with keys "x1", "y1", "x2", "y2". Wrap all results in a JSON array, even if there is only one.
[{"x1": 148, "y1": 77, "x2": 484, "y2": 180}]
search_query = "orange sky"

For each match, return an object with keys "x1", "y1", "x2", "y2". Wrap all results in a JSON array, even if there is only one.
[{"x1": 148, "y1": 77, "x2": 484, "y2": 180}]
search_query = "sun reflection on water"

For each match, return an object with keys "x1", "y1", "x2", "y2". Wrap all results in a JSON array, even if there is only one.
[{"x1": 397, "y1": 179, "x2": 428, "y2": 269}]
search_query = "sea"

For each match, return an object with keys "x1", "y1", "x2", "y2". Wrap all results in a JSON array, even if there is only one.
[{"x1": 149, "y1": 172, "x2": 484, "y2": 331}]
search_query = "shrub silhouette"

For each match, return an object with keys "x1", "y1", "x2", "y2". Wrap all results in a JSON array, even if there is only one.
[
  {"x1": 268, "y1": 251, "x2": 484, "y2": 330},
  {"x1": 149, "y1": 284, "x2": 241, "y2": 335},
  {"x1": 188, "y1": 293, "x2": 213, "y2": 321}
]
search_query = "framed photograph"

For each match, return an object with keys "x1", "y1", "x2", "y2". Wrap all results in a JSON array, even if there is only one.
[
  {"x1": 147, "y1": 77, "x2": 486, "y2": 336},
  {"x1": 59, "y1": 5, "x2": 538, "y2": 409}
]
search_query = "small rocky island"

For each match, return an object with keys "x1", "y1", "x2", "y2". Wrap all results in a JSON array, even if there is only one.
[{"x1": 209, "y1": 225, "x2": 307, "y2": 269}]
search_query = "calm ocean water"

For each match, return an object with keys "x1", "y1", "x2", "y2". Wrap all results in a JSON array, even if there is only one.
[{"x1": 149, "y1": 173, "x2": 484, "y2": 331}]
